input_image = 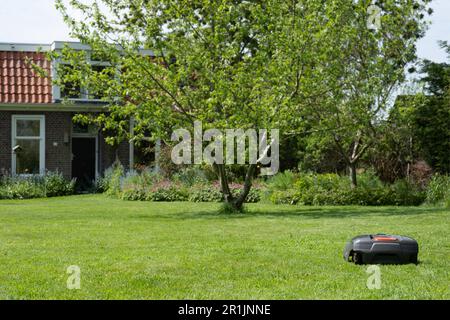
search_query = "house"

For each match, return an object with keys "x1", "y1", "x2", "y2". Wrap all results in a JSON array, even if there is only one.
[{"x1": 0, "y1": 41, "x2": 144, "y2": 187}]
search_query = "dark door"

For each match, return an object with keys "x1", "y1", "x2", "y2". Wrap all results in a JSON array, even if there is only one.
[{"x1": 72, "y1": 138, "x2": 96, "y2": 191}]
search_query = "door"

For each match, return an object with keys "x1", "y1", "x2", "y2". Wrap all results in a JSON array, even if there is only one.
[{"x1": 72, "y1": 138, "x2": 96, "y2": 190}]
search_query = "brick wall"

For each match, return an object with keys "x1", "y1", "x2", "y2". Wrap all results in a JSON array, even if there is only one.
[
  {"x1": 99, "y1": 131, "x2": 130, "y2": 173},
  {"x1": 0, "y1": 110, "x2": 130, "y2": 178},
  {"x1": 0, "y1": 111, "x2": 72, "y2": 178},
  {"x1": 45, "y1": 112, "x2": 72, "y2": 178},
  {"x1": 0, "y1": 112, "x2": 12, "y2": 175}
]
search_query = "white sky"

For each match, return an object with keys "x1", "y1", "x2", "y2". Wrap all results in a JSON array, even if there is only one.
[{"x1": 0, "y1": 0, "x2": 449, "y2": 62}]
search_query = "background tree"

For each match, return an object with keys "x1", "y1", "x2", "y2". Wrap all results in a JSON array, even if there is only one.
[
  {"x1": 366, "y1": 42, "x2": 450, "y2": 181},
  {"x1": 291, "y1": 0, "x2": 432, "y2": 187},
  {"x1": 415, "y1": 42, "x2": 450, "y2": 174}
]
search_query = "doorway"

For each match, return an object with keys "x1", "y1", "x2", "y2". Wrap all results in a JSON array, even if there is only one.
[{"x1": 72, "y1": 137, "x2": 97, "y2": 191}]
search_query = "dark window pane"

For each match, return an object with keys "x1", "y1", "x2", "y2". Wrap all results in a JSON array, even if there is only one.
[
  {"x1": 15, "y1": 139, "x2": 40, "y2": 174},
  {"x1": 73, "y1": 123, "x2": 89, "y2": 134},
  {"x1": 16, "y1": 119, "x2": 40, "y2": 137}
]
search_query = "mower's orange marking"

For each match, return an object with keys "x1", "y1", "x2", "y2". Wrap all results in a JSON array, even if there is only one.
[{"x1": 373, "y1": 236, "x2": 398, "y2": 242}]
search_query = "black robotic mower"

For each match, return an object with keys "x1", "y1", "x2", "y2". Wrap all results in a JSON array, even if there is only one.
[{"x1": 344, "y1": 234, "x2": 419, "y2": 265}]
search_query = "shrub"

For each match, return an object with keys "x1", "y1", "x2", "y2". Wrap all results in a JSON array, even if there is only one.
[
  {"x1": 0, "y1": 179, "x2": 45, "y2": 199},
  {"x1": 267, "y1": 171, "x2": 426, "y2": 206},
  {"x1": 120, "y1": 187, "x2": 147, "y2": 201},
  {"x1": 425, "y1": 175, "x2": 450, "y2": 206},
  {"x1": 267, "y1": 170, "x2": 297, "y2": 192},
  {"x1": 189, "y1": 186, "x2": 223, "y2": 202},
  {"x1": 241, "y1": 188, "x2": 261, "y2": 203},
  {"x1": 269, "y1": 190, "x2": 299, "y2": 205},
  {"x1": 146, "y1": 184, "x2": 189, "y2": 202},
  {"x1": 172, "y1": 167, "x2": 209, "y2": 186},
  {"x1": 101, "y1": 163, "x2": 124, "y2": 197},
  {"x1": 44, "y1": 171, "x2": 76, "y2": 197},
  {"x1": 0, "y1": 172, "x2": 75, "y2": 200}
]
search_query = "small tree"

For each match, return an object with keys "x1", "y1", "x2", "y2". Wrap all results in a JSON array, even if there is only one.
[
  {"x1": 54, "y1": 0, "x2": 359, "y2": 210},
  {"x1": 291, "y1": 0, "x2": 432, "y2": 187},
  {"x1": 54, "y1": 0, "x2": 431, "y2": 207}
]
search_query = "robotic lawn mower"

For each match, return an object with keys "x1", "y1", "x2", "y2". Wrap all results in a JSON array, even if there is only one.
[{"x1": 344, "y1": 234, "x2": 419, "y2": 265}]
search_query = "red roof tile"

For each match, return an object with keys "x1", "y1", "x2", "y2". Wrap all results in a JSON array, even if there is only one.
[{"x1": 0, "y1": 51, "x2": 52, "y2": 104}]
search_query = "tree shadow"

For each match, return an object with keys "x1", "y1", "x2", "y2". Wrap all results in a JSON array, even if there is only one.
[{"x1": 136, "y1": 205, "x2": 445, "y2": 221}]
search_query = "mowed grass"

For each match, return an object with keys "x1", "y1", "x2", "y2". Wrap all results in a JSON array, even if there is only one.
[{"x1": 0, "y1": 195, "x2": 448, "y2": 300}]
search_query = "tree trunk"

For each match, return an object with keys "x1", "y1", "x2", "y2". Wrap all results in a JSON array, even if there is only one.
[
  {"x1": 233, "y1": 164, "x2": 257, "y2": 210},
  {"x1": 349, "y1": 162, "x2": 357, "y2": 188},
  {"x1": 215, "y1": 163, "x2": 233, "y2": 203},
  {"x1": 214, "y1": 163, "x2": 256, "y2": 212}
]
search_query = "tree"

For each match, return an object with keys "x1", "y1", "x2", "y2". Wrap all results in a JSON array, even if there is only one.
[
  {"x1": 54, "y1": 0, "x2": 431, "y2": 209},
  {"x1": 290, "y1": 0, "x2": 432, "y2": 187},
  {"x1": 50, "y1": 0, "x2": 335, "y2": 210},
  {"x1": 416, "y1": 43, "x2": 450, "y2": 173}
]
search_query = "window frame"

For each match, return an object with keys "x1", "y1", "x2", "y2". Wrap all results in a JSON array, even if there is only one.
[
  {"x1": 52, "y1": 51, "x2": 112, "y2": 102},
  {"x1": 11, "y1": 115, "x2": 46, "y2": 176}
]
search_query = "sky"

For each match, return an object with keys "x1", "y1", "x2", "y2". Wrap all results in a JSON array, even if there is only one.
[{"x1": 0, "y1": 0, "x2": 449, "y2": 62}]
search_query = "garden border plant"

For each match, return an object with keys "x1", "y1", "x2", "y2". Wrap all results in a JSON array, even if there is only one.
[
  {"x1": 0, "y1": 171, "x2": 76, "y2": 200},
  {"x1": 98, "y1": 165, "x2": 449, "y2": 207}
]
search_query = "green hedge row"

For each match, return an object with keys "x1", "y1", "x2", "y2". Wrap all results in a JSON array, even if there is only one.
[
  {"x1": 0, "y1": 172, "x2": 75, "y2": 200},
  {"x1": 102, "y1": 165, "x2": 449, "y2": 207},
  {"x1": 120, "y1": 184, "x2": 261, "y2": 203},
  {"x1": 266, "y1": 172, "x2": 427, "y2": 206}
]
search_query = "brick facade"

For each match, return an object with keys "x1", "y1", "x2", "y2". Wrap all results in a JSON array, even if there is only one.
[
  {"x1": 99, "y1": 132, "x2": 130, "y2": 173},
  {"x1": 0, "y1": 111, "x2": 130, "y2": 179}
]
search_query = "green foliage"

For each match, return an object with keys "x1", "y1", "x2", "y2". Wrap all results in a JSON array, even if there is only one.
[
  {"x1": 172, "y1": 167, "x2": 209, "y2": 186},
  {"x1": 425, "y1": 175, "x2": 450, "y2": 207},
  {"x1": 107, "y1": 166, "x2": 262, "y2": 203},
  {"x1": 0, "y1": 172, "x2": 75, "y2": 200},
  {"x1": 269, "y1": 190, "x2": 298, "y2": 205},
  {"x1": 266, "y1": 170, "x2": 298, "y2": 192},
  {"x1": 101, "y1": 163, "x2": 124, "y2": 197},
  {"x1": 267, "y1": 172, "x2": 426, "y2": 206},
  {"x1": 50, "y1": 0, "x2": 434, "y2": 205},
  {"x1": 235, "y1": 188, "x2": 261, "y2": 204},
  {"x1": 0, "y1": 179, "x2": 45, "y2": 200},
  {"x1": 43, "y1": 171, "x2": 76, "y2": 197},
  {"x1": 146, "y1": 185, "x2": 189, "y2": 202},
  {"x1": 188, "y1": 186, "x2": 223, "y2": 203}
]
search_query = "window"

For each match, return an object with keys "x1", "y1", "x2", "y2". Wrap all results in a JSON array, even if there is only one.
[
  {"x1": 59, "y1": 65, "x2": 82, "y2": 99},
  {"x1": 73, "y1": 123, "x2": 98, "y2": 136},
  {"x1": 55, "y1": 53, "x2": 113, "y2": 101},
  {"x1": 12, "y1": 115, "x2": 45, "y2": 175}
]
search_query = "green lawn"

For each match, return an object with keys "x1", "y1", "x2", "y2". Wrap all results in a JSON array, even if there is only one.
[{"x1": 0, "y1": 195, "x2": 448, "y2": 299}]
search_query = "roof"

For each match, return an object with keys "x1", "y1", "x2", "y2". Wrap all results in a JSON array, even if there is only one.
[
  {"x1": 0, "y1": 51, "x2": 52, "y2": 104},
  {"x1": 0, "y1": 41, "x2": 155, "y2": 106}
]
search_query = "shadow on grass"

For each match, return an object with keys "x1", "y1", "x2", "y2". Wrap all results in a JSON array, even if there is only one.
[{"x1": 139, "y1": 205, "x2": 444, "y2": 221}]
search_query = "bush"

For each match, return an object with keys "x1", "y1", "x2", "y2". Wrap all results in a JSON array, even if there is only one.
[
  {"x1": 189, "y1": 186, "x2": 223, "y2": 202},
  {"x1": 425, "y1": 175, "x2": 450, "y2": 207},
  {"x1": 269, "y1": 190, "x2": 299, "y2": 205},
  {"x1": 172, "y1": 167, "x2": 209, "y2": 186},
  {"x1": 113, "y1": 166, "x2": 262, "y2": 203},
  {"x1": 267, "y1": 170, "x2": 297, "y2": 192},
  {"x1": 0, "y1": 172, "x2": 75, "y2": 200},
  {"x1": 0, "y1": 179, "x2": 45, "y2": 199},
  {"x1": 146, "y1": 184, "x2": 189, "y2": 202},
  {"x1": 44, "y1": 171, "x2": 76, "y2": 197},
  {"x1": 101, "y1": 163, "x2": 124, "y2": 197},
  {"x1": 267, "y1": 171, "x2": 426, "y2": 206}
]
